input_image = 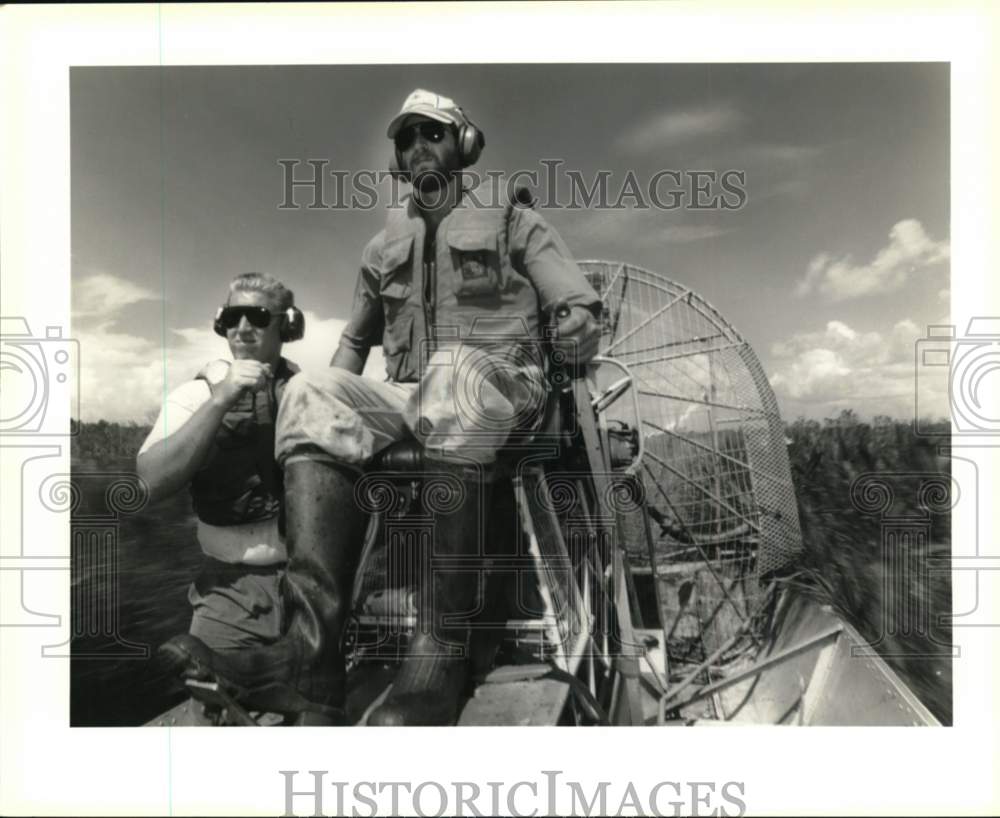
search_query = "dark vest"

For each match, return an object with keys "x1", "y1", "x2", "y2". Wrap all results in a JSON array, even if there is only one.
[{"x1": 189, "y1": 357, "x2": 298, "y2": 527}]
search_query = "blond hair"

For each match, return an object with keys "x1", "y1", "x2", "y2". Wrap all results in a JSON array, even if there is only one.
[{"x1": 227, "y1": 272, "x2": 294, "y2": 311}]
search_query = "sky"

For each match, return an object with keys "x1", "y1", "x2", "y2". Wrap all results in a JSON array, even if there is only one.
[{"x1": 69, "y1": 63, "x2": 950, "y2": 423}]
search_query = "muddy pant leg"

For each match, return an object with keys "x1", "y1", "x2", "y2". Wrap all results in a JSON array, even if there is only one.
[
  {"x1": 160, "y1": 373, "x2": 418, "y2": 721},
  {"x1": 406, "y1": 345, "x2": 547, "y2": 465},
  {"x1": 369, "y1": 348, "x2": 545, "y2": 725},
  {"x1": 276, "y1": 368, "x2": 415, "y2": 467}
]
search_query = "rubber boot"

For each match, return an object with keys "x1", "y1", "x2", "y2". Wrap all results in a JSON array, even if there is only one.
[
  {"x1": 159, "y1": 459, "x2": 366, "y2": 724},
  {"x1": 368, "y1": 462, "x2": 490, "y2": 726}
]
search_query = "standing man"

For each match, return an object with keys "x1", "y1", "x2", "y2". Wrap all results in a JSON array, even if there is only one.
[
  {"x1": 165, "y1": 89, "x2": 602, "y2": 726},
  {"x1": 141, "y1": 273, "x2": 303, "y2": 653}
]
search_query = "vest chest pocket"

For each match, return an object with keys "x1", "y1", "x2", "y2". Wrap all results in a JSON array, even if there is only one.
[
  {"x1": 383, "y1": 312, "x2": 415, "y2": 382},
  {"x1": 379, "y1": 277, "x2": 412, "y2": 324},
  {"x1": 379, "y1": 233, "x2": 415, "y2": 321},
  {"x1": 447, "y1": 228, "x2": 505, "y2": 300}
]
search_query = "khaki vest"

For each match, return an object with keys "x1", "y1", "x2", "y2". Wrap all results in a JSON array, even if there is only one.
[{"x1": 377, "y1": 187, "x2": 543, "y2": 382}]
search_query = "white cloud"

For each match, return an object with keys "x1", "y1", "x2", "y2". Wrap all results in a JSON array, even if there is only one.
[
  {"x1": 75, "y1": 322, "x2": 221, "y2": 423},
  {"x1": 616, "y1": 104, "x2": 743, "y2": 154},
  {"x1": 73, "y1": 273, "x2": 160, "y2": 317},
  {"x1": 72, "y1": 275, "x2": 386, "y2": 423},
  {"x1": 796, "y1": 219, "x2": 949, "y2": 301},
  {"x1": 771, "y1": 347, "x2": 852, "y2": 407},
  {"x1": 743, "y1": 144, "x2": 822, "y2": 164},
  {"x1": 769, "y1": 317, "x2": 947, "y2": 420},
  {"x1": 289, "y1": 312, "x2": 387, "y2": 383}
]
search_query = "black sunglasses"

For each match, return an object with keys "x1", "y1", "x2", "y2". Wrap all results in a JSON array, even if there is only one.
[
  {"x1": 394, "y1": 121, "x2": 448, "y2": 152},
  {"x1": 218, "y1": 305, "x2": 281, "y2": 330}
]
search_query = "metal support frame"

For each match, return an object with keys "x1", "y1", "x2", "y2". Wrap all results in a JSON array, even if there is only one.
[{"x1": 573, "y1": 377, "x2": 646, "y2": 725}]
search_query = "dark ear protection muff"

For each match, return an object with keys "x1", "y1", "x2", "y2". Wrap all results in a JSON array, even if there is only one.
[
  {"x1": 280, "y1": 306, "x2": 305, "y2": 342},
  {"x1": 453, "y1": 107, "x2": 485, "y2": 167},
  {"x1": 213, "y1": 306, "x2": 227, "y2": 338},
  {"x1": 213, "y1": 305, "x2": 305, "y2": 342},
  {"x1": 390, "y1": 109, "x2": 486, "y2": 177}
]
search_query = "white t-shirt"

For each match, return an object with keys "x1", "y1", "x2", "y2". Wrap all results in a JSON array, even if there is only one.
[{"x1": 139, "y1": 379, "x2": 287, "y2": 566}]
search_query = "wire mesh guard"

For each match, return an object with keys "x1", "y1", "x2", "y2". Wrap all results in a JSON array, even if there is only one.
[
  {"x1": 579, "y1": 260, "x2": 802, "y2": 593},
  {"x1": 578, "y1": 262, "x2": 804, "y2": 711},
  {"x1": 347, "y1": 260, "x2": 804, "y2": 717}
]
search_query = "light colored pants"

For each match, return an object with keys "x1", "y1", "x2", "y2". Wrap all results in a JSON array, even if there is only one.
[{"x1": 276, "y1": 345, "x2": 547, "y2": 468}]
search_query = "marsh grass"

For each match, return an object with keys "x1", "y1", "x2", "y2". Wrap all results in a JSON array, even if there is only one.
[{"x1": 785, "y1": 412, "x2": 952, "y2": 724}]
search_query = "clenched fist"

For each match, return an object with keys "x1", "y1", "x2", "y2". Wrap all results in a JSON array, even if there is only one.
[{"x1": 212, "y1": 360, "x2": 272, "y2": 408}]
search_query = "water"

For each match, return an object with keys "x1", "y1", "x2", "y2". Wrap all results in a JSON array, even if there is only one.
[
  {"x1": 71, "y1": 457, "x2": 204, "y2": 726},
  {"x1": 70, "y1": 441, "x2": 953, "y2": 726}
]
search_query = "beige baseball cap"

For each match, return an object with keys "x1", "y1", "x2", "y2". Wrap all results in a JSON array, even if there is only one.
[{"x1": 387, "y1": 88, "x2": 466, "y2": 139}]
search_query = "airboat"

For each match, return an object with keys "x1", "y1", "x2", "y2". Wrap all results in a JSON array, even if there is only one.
[{"x1": 150, "y1": 260, "x2": 939, "y2": 727}]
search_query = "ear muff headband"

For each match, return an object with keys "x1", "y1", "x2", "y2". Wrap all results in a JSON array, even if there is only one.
[{"x1": 212, "y1": 305, "x2": 305, "y2": 342}]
